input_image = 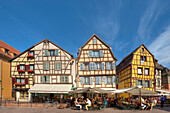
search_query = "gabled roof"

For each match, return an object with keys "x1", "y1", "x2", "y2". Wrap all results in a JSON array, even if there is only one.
[
  {"x1": 10, "y1": 39, "x2": 73, "y2": 61},
  {"x1": 0, "y1": 40, "x2": 20, "y2": 58},
  {"x1": 78, "y1": 34, "x2": 117, "y2": 61},
  {"x1": 117, "y1": 44, "x2": 154, "y2": 72}
]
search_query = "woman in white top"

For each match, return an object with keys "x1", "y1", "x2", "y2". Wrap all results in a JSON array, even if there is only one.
[{"x1": 74, "y1": 98, "x2": 82, "y2": 110}]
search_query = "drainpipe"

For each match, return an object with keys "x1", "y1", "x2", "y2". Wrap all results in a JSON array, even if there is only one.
[{"x1": 1, "y1": 56, "x2": 2, "y2": 102}]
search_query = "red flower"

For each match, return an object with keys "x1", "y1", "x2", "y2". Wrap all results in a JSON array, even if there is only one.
[
  {"x1": 15, "y1": 83, "x2": 24, "y2": 85},
  {"x1": 18, "y1": 69, "x2": 25, "y2": 72},
  {"x1": 27, "y1": 55, "x2": 33, "y2": 58},
  {"x1": 28, "y1": 70, "x2": 34, "y2": 72}
]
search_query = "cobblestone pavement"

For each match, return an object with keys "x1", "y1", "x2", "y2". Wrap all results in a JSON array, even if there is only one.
[{"x1": 0, "y1": 106, "x2": 169, "y2": 113}]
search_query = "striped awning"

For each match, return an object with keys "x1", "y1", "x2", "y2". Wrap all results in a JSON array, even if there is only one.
[{"x1": 28, "y1": 84, "x2": 72, "y2": 93}]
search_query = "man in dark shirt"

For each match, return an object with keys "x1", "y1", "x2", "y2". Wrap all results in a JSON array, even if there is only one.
[{"x1": 160, "y1": 95, "x2": 166, "y2": 108}]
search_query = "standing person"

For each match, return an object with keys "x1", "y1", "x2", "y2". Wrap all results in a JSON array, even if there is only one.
[
  {"x1": 160, "y1": 95, "x2": 166, "y2": 108},
  {"x1": 85, "y1": 98, "x2": 91, "y2": 110}
]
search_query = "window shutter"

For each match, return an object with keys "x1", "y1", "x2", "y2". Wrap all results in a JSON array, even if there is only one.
[
  {"x1": 89, "y1": 63, "x2": 92, "y2": 70},
  {"x1": 135, "y1": 80, "x2": 138, "y2": 86},
  {"x1": 25, "y1": 65, "x2": 30, "y2": 71},
  {"x1": 44, "y1": 50, "x2": 48, "y2": 56},
  {"x1": 40, "y1": 76, "x2": 43, "y2": 83},
  {"x1": 150, "y1": 80, "x2": 152, "y2": 87},
  {"x1": 55, "y1": 63, "x2": 61, "y2": 70},
  {"x1": 90, "y1": 77, "x2": 93, "y2": 84},
  {"x1": 65, "y1": 76, "x2": 68, "y2": 83},
  {"x1": 103, "y1": 76, "x2": 106, "y2": 84},
  {"x1": 25, "y1": 78, "x2": 29, "y2": 84},
  {"x1": 101, "y1": 63, "x2": 104, "y2": 70},
  {"x1": 46, "y1": 76, "x2": 49, "y2": 83},
  {"x1": 62, "y1": 76, "x2": 64, "y2": 83},
  {"x1": 142, "y1": 80, "x2": 145, "y2": 87},
  {"x1": 100, "y1": 50, "x2": 103, "y2": 57},
  {"x1": 89, "y1": 51, "x2": 92, "y2": 57},
  {"x1": 92, "y1": 63, "x2": 95, "y2": 70},
  {"x1": 112, "y1": 76, "x2": 115, "y2": 85},
  {"x1": 55, "y1": 50, "x2": 59, "y2": 56},
  {"x1": 17, "y1": 65, "x2": 20, "y2": 71},
  {"x1": 12, "y1": 78, "x2": 16, "y2": 84},
  {"x1": 81, "y1": 77, "x2": 84, "y2": 84},
  {"x1": 99, "y1": 77, "x2": 101, "y2": 84},
  {"x1": 112, "y1": 63, "x2": 115, "y2": 70}
]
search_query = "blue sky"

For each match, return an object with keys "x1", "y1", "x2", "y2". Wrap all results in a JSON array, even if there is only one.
[{"x1": 0, "y1": 0, "x2": 170, "y2": 68}]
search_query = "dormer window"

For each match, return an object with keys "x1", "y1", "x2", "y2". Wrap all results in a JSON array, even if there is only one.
[
  {"x1": 93, "y1": 39, "x2": 96, "y2": 44},
  {"x1": 29, "y1": 51, "x2": 34, "y2": 55},
  {"x1": 5, "y1": 49, "x2": 9, "y2": 55}
]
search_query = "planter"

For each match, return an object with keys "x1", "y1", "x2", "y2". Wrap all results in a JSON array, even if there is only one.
[
  {"x1": 27, "y1": 55, "x2": 34, "y2": 58},
  {"x1": 15, "y1": 83, "x2": 24, "y2": 85},
  {"x1": 18, "y1": 70, "x2": 25, "y2": 72},
  {"x1": 28, "y1": 70, "x2": 34, "y2": 72}
]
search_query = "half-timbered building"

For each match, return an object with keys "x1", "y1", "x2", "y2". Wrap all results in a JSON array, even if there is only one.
[
  {"x1": 76, "y1": 34, "x2": 117, "y2": 97},
  {"x1": 10, "y1": 39, "x2": 75, "y2": 101},
  {"x1": 116, "y1": 44, "x2": 155, "y2": 98}
]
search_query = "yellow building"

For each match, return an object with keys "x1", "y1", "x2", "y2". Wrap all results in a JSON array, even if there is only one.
[
  {"x1": 117, "y1": 44, "x2": 155, "y2": 98},
  {"x1": 76, "y1": 34, "x2": 117, "y2": 97},
  {"x1": 0, "y1": 40, "x2": 20, "y2": 100}
]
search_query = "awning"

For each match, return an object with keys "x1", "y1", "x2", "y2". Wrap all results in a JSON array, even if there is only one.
[
  {"x1": 28, "y1": 84, "x2": 72, "y2": 94},
  {"x1": 156, "y1": 90, "x2": 170, "y2": 95},
  {"x1": 111, "y1": 86, "x2": 158, "y2": 96}
]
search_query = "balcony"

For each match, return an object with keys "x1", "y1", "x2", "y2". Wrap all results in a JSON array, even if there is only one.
[
  {"x1": 27, "y1": 55, "x2": 34, "y2": 58},
  {"x1": 18, "y1": 69, "x2": 25, "y2": 73},
  {"x1": 28, "y1": 70, "x2": 34, "y2": 73},
  {"x1": 14, "y1": 83, "x2": 24, "y2": 85}
]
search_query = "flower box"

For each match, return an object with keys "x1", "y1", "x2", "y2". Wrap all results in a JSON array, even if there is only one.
[
  {"x1": 28, "y1": 70, "x2": 34, "y2": 72},
  {"x1": 15, "y1": 83, "x2": 24, "y2": 85},
  {"x1": 27, "y1": 55, "x2": 34, "y2": 58},
  {"x1": 18, "y1": 69, "x2": 25, "y2": 72}
]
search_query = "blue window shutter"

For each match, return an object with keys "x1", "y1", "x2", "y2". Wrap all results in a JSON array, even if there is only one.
[
  {"x1": 89, "y1": 51, "x2": 92, "y2": 57},
  {"x1": 112, "y1": 63, "x2": 115, "y2": 70},
  {"x1": 90, "y1": 77, "x2": 93, "y2": 84},
  {"x1": 100, "y1": 50, "x2": 103, "y2": 57},
  {"x1": 55, "y1": 50, "x2": 59, "y2": 56},
  {"x1": 103, "y1": 76, "x2": 106, "y2": 84},
  {"x1": 80, "y1": 63, "x2": 84, "y2": 70},
  {"x1": 101, "y1": 63, "x2": 104, "y2": 70},
  {"x1": 81, "y1": 77, "x2": 84, "y2": 84},
  {"x1": 99, "y1": 77, "x2": 101, "y2": 84},
  {"x1": 150, "y1": 80, "x2": 152, "y2": 87}
]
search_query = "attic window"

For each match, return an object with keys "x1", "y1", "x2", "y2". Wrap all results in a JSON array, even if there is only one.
[
  {"x1": 93, "y1": 39, "x2": 97, "y2": 44},
  {"x1": 5, "y1": 49, "x2": 9, "y2": 55},
  {"x1": 142, "y1": 48, "x2": 144, "y2": 52},
  {"x1": 13, "y1": 53, "x2": 17, "y2": 58}
]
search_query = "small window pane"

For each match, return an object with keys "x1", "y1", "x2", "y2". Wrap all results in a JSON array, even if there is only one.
[
  {"x1": 93, "y1": 39, "x2": 96, "y2": 44},
  {"x1": 145, "y1": 68, "x2": 149, "y2": 75},
  {"x1": 138, "y1": 68, "x2": 142, "y2": 74}
]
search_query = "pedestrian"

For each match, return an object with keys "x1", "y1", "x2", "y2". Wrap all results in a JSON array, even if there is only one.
[{"x1": 160, "y1": 95, "x2": 166, "y2": 108}]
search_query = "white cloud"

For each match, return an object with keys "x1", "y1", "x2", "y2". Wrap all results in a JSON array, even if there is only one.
[
  {"x1": 148, "y1": 25, "x2": 170, "y2": 68},
  {"x1": 137, "y1": 1, "x2": 164, "y2": 41}
]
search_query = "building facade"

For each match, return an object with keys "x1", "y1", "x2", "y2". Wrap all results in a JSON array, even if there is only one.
[
  {"x1": 10, "y1": 39, "x2": 76, "y2": 101},
  {"x1": 76, "y1": 34, "x2": 117, "y2": 97},
  {"x1": 117, "y1": 44, "x2": 155, "y2": 98},
  {"x1": 155, "y1": 59, "x2": 163, "y2": 90},
  {"x1": 0, "y1": 40, "x2": 20, "y2": 100},
  {"x1": 161, "y1": 67, "x2": 170, "y2": 94}
]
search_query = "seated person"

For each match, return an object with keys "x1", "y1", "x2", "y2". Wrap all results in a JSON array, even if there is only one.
[
  {"x1": 74, "y1": 98, "x2": 82, "y2": 110},
  {"x1": 85, "y1": 98, "x2": 91, "y2": 110}
]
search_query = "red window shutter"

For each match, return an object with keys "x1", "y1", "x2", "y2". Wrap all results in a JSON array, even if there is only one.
[
  {"x1": 25, "y1": 78, "x2": 29, "y2": 84},
  {"x1": 12, "y1": 78, "x2": 16, "y2": 84},
  {"x1": 25, "y1": 65, "x2": 30, "y2": 71},
  {"x1": 17, "y1": 65, "x2": 20, "y2": 71}
]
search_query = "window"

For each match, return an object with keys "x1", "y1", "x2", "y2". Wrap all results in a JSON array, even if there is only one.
[
  {"x1": 93, "y1": 39, "x2": 97, "y2": 44},
  {"x1": 156, "y1": 70, "x2": 158, "y2": 75},
  {"x1": 49, "y1": 50, "x2": 55, "y2": 56},
  {"x1": 90, "y1": 77, "x2": 93, "y2": 84},
  {"x1": 145, "y1": 68, "x2": 149, "y2": 75},
  {"x1": 16, "y1": 79, "x2": 21, "y2": 83},
  {"x1": 5, "y1": 49, "x2": 9, "y2": 55},
  {"x1": 44, "y1": 63, "x2": 49, "y2": 70},
  {"x1": 21, "y1": 79, "x2": 25, "y2": 83},
  {"x1": 16, "y1": 78, "x2": 25, "y2": 83},
  {"x1": 93, "y1": 51, "x2": 99, "y2": 57},
  {"x1": 40, "y1": 76, "x2": 43, "y2": 83},
  {"x1": 55, "y1": 63, "x2": 61, "y2": 70},
  {"x1": 20, "y1": 65, "x2": 25, "y2": 70},
  {"x1": 30, "y1": 64, "x2": 34, "y2": 70},
  {"x1": 80, "y1": 63, "x2": 84, "y2": 70},
  {"x1": 96, "y1": 63, "x2": 101, "y2": 70},
  {"x1": 145, "y1": 81, "x2": 149, "y2": 87},
  {"x1": 95, "y1": 76, "x2": 101, "y2": 84},
  {"x1": 141, "y1": 56, "x2": 147, "y2": 61},
  {"x1": 80, "y1": 77, "x2": 84, "y2": 84},
  {"x1": 44, "y1": 76, "x2": 49, "y2": 83},
  {"x1": 100, "y1": 50, "x2": 103, "y2": 57},
  {"x1": 85, "y1": 64, "x2": 89, "y2": 70},
  {"x1": 138, "y1": 67, "x2": 142, "y2": 74},
  {"x1": 138, "y1": 80, "x2": 142, "y2": 86},
  {"x1": 62, "y1": 76, "x2": 68, "y2": 83},
  {"x1": 112, "y1": 76, "x2": 115, "y2": 84},
  {"x1": 13, "y1": 53, "x2": 17, "y2": 58},
  {"x1": 101, "y1": 63, "x2": 105, "y2": 70},
  {"x1": 84, "y1": 77, "x2": 90, "y2": 84},
  {"x1": 107, "y1": 77, "x2": 112, "y2": 84},
  {"x1": 89, "y1": 63, "x2": 95, "y2": 70},
  {"x1": 112, "y1": 63, "x2": 115, "y2": 70},
  {"x1": 89, "y1": 51, "x2": 93, "y2": 57},
  {"x1": 44, "y1": 50, "x2": 48, "y2": 56},
  {"x1": 142, "y1": 48, "x2": 144, "y2": 52},
  {"x1": 157, "y1": 78, "x2": 160, "y2": 87},
  {"x1": 29, "y1": 51, "x2": 34, "y2": 55},
  {"x1": 106, "y1": 62, "x2": 111, "y2": 70},
  {"x1": 55, "y1": 50, "x2": 59, "y2": 56}
]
